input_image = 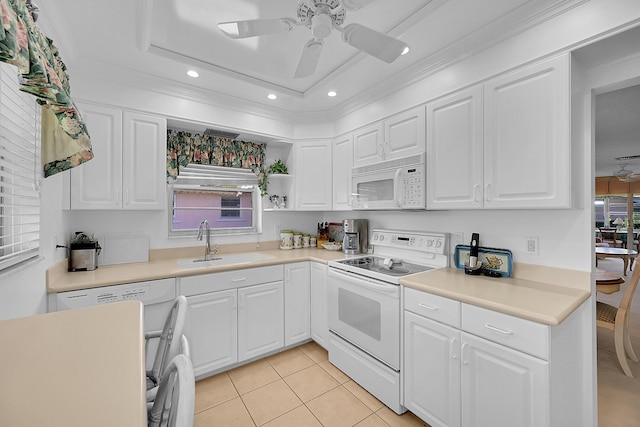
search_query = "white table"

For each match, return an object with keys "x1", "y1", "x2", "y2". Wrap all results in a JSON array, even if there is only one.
[{"x1": 0, "y1": 301, "x2": 146, "y2": 427}]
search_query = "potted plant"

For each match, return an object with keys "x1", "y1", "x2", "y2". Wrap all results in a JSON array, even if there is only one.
[{"x1": 268, "y1": 160, "x2": 288, "y2": 175}]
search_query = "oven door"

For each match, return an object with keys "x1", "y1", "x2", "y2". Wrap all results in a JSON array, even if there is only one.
[{"x1": 327, "y1": 268, "x2": 400, "y2": 369}]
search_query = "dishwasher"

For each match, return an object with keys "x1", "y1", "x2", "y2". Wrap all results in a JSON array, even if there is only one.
[{"x1": 50, "y1": 278, "x2": 177, "y2": 365}]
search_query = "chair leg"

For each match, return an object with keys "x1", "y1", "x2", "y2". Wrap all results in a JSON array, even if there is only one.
[
  {"x1": 623, "y1": 317, "x2": 639, "y2": 363},
  {"x1": 614, "y1": 321, "x2": 635, "y2": 377}
]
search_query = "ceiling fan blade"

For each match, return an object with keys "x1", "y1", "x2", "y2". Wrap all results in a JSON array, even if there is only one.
[
  {"x1": 218, "y1": 17, "x2": 297, "y2": 39},
  {"x1": 341, "y1": 0, "x2": 377, "y2": 11},
  {"x1": 294, "y1": 38, "x2": 324, "y2": 78},
  {"x1": 341, "y1": 23, "x2": 409, "y2": 63}
]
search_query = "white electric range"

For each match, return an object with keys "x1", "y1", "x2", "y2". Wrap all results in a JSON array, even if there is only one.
[{"x1": 327, "y1": 229, "x2": 449, "y2": 414}]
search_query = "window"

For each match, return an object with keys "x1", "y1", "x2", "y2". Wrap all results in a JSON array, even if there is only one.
[
  {"x1": 169, "y1": 164, "x2": 261, "y2": 236},
  {"x1": 0, "y1": 64, "x2": 40, "y2": 272}
]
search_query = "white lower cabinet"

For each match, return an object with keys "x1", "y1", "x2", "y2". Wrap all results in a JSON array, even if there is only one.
[
  {"x1": 284, "y1": 262, "x2": 311, "y2": 346},
  {"x1": 404, "y1": 311, "x2": 461, "y2": 427},
  {"x1": 179, "y1": 265, "x2": 284, "y2": 378},
  {"x1": 310, "y1": 262, "x2": 328, "y2": 348},
  {"x1": 238, "y1": 282, "x2": 284, "y2": 362},
  {"x1": 460, "y1": 332, "x2": 548, "y2": 427},
  {"x1": 185, "y1": 289, "x2": 238, "y2": 377},
  {"x1": 403, "y1": 287, "x2": 584, "y2": 427}
]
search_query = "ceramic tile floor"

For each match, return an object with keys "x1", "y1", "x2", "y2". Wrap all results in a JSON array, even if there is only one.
[{"x1": 194, "y1": 341, "x2": 429, "y2": 427}]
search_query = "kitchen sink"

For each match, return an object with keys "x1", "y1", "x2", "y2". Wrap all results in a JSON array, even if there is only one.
[{"x1": 177, "y1": 252, "x2": 275, "y2": 268}]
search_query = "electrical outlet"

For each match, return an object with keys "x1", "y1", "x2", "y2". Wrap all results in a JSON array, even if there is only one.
[{"x1": 526, "y1": 236, "x2": 539, "y2": 255}]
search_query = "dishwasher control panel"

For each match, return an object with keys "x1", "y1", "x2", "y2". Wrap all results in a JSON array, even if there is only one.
[{"x1": 55, "y1": 279, "x2": 175, "y2": 311}]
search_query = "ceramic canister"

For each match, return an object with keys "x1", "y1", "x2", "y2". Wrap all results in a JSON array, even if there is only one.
[
  {"x1": 293, "y1": 232, "x2": 303, "y2": 249},
  {"x1": 280, "y1": 230, "x2": 293, "y2": 250},
  {"x1": 310, "y1": 236, "x2": 317, "y2": 247},
  {"x1": 302, "y1": 234, "x2": 310, "y2": 248}
]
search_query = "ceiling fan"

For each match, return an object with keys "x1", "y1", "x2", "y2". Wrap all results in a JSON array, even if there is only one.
[
  {"x1": 217, "y1": 0, "x2": 410, "y2": 78},
  {"x1": 613, "y1": 164, "x2": 640, "y2": 182}
]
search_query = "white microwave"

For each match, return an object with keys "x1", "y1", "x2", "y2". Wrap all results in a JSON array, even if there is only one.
[{"x1": 351, "y1": 153, "x2": 425, "y2": 210}]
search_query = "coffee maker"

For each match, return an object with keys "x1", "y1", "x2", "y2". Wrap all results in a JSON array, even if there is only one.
[{"x1": 342, "y1": 219, "x2": 368, "y2": 254}]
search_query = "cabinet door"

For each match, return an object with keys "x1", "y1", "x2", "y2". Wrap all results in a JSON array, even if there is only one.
[
  {"x1": 353, "y1": 122, "x2": 384, "y2": 167},
  {"x1": 332, "y1": 133, "x2": 353, "y2": 210},
  {"x1": 310, "y1": 262, "x2": 328, "y2": 349},
  {"x1": 185, "y1": 289, "x2": 238, "y2": 377},
  {"x1": 238, "y1": 281, "x2": 284, "y2": 362},
  {"x1": 122, "y1": 112, "x2": 167, "y2": 210},
  {"x1": 483, "y1": 55, "x2": 570, "y2": 209},
  {"x1": 461, "y1": 332, "x2": 549, "y2": 427},
  {"x1": 284, "y1": 262, "x2": 310, "y2": 346},
  {"x1": 295, "y1": 140, "x2": 332, "y2": 210},
  {"x1": 70, "y1": 103, "x2": 123, "y2": 209},
  {"x1": 385, "y1": 106, "x2": 425, "y2": 161},
  {"x1": 426, "y1": 86, "x2": 483, "y2": 210},
  {"x1": 404, "y1": 311, "x2": 461, "y2": 427}
]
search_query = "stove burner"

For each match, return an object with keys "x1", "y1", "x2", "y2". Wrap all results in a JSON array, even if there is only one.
[{"x1": 342, "y1": 257, "x2": 374, "y2": 266}]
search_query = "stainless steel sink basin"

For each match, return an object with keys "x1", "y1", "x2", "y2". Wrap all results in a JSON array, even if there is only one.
[{"x1": 177, "y1": 252, "x2": 275, "y2": 268}]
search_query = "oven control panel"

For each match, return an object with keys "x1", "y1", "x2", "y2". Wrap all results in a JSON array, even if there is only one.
[{"x1": 370, "y1": 230, "x2": 447, "y2": 254}]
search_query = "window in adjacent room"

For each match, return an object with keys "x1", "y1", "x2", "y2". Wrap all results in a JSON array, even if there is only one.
[{"x1": 169, "y1": 164, "x2": 261, "y2": 236}]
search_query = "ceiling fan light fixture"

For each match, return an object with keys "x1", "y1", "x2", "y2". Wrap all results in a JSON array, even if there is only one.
[
  {"x1": 311, "y1": 13, "x2": 333, "y2": 39},
  {"x1": 342, "y1": 23, "x2": 409, "y2": 63}
]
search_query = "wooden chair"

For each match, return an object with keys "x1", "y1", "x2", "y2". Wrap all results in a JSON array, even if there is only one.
[
  {"x1": 596, "y1": 263, "x2": 640, "y2": 377},
  {"x1": 599, "y1": 227, "x2": 623, "y2": 248}
]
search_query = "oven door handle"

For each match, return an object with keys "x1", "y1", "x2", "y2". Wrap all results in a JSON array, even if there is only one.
[{"x1": 329, "y1": 269, "x2": 399, "y2": 295}]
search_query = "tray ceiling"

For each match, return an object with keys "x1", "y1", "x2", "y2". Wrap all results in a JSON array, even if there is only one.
[{"x1": 37, "y1": 0, "x2": 581, "y2": 116}]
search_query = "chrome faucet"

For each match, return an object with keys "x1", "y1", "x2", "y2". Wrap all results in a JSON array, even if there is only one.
[{"x1": 197, "y1": 219, "x2": 216, "y2": 260}]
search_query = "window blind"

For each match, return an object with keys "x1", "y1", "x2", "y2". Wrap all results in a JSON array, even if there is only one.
[{"x1": 0, "y1": 63, "x2": 41, "y2": 271}]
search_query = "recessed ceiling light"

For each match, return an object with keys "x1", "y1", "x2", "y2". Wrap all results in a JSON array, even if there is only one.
[
  {"x1": 327, "y1": 91, "x2": 337, "y2": 97},
  {"x1": 267, "y1": 93, "x2": 278, "y2": 100},
  {"x1": 401, "y1": 46, "x2": 410, "y2": 56},
  {"x1": 187, "y1": 70, "x2": 199, "y2": 78}
]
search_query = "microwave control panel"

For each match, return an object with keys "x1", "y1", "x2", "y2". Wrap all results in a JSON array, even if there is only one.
[{"x1": 401, "y1": 166, "x2": 424, "y2": 208}]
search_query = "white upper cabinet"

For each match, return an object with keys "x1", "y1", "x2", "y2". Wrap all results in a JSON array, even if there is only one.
[
  {"x1": 295, "y1": 140, "x2": 332, "y2": 211},
  {"x1": 69, "y1": 103, "x2": 166, "y2": 210},
  {"x1": 332, "y1": 133, "x2": 353, "y2": 211},
  {"x1": 426, "y1": 54, "x2": 571, "y2": 210},
  {"x1": 384, "y1": 106, "x2": 426, "y2": 161},
  {"x1": 122, "y1": 112, "x2": 167, "y2": 210},
  {"x1": 69, "y1": 104, "x2": 123, "y2": 210},
  {"x1": 353, "y1": 121, "x2": 384, "y2": 167},
  {"x1": 483, "y1": 55, "x2": 570, "y2": 209},
  {"x1": 353, "y1": 106, "x2": 426, "y2": 168},
  {"x1": 427, "y1": 86, "x2": 483, "y2": 210}
]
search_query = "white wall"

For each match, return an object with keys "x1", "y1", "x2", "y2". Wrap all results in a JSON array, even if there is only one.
[{"x1": 0, "y1": 172, "x2": 69, "y2": 320}]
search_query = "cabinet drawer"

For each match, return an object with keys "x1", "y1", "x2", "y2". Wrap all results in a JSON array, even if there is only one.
[
  {"x1": 462, "y1": 304, "x2": 549, "y2": 359},
  {"x1": 404, "y1": 287, "x2": 460, "y2": 328},
  {"x1": 179, "y1": 265, "x2": 284, "y2": 296}
]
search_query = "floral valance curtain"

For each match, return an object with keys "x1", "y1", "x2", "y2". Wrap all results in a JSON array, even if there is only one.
[
  {"x1": 166, "y1": 129, "x2": 268, "y2": 194},
  {"x1": 0, "y1": 0, "x2": 92, "y2": 177}
]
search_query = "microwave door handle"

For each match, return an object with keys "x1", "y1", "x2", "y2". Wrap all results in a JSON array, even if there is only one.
[{"x1": 395, "y1": 169, "x2": 403, "y2": 207}]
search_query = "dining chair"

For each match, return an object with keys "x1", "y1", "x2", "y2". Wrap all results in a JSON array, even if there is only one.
[
  {"x1": 599, "y1": 227, "x2": 623, "y2": 248},
  {"x1": 145, "y1": 296, "x2": 188, "y2": 395},
  {"x1": 596, "y1": 263, "x2": 640, "y2": 377},
  {"x1": 148, "y1": 354, "x2": 195, "y2": 427}
]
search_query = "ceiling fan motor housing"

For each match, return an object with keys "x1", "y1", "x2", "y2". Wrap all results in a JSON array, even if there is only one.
[
  {"x1": 312, "y1": 13, "x2": 333, "y2": 38},
  {"x1": 298, "y1": 0, "x2": 346, "y2": 28}
]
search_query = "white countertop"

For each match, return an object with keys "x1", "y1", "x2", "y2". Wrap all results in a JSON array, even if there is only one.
[
  {"x1": 0, "y1": 301, "x2": 146, "y2": 427},
  {"x1": 401, "y1": 267, "x2": 590, "y2": 325}
]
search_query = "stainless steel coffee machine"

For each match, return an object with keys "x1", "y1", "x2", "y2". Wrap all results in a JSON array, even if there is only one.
[{"x1": 342, "y1": 219, "x2": 368, "y2": 254}]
